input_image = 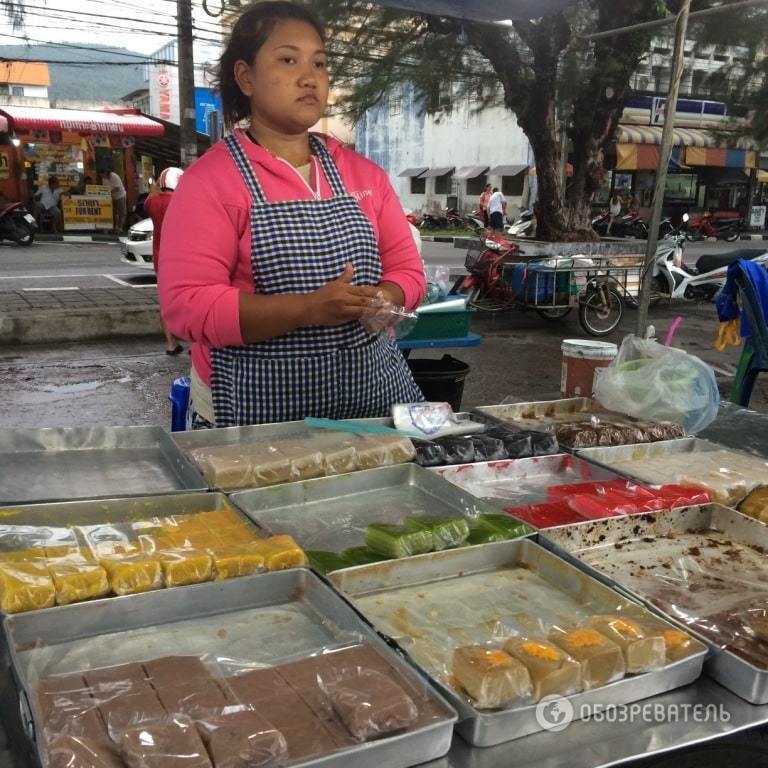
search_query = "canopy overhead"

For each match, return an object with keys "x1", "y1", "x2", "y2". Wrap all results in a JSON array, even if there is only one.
[
  {"x1": 371, "y1": 0, "x2": 574, "y2": 22},
  {"x1": 489, "y1": 163, "x2": 527, "y2": 176},
  {"x1": 616, "y1": 124, "x2": 756, "y2": 151},
  {"x1": 398, "y1": 166, "x2": 428, "y2": 177},
  {"x1": 0, "y1": 106, "x2": 164, "y2": 137},
  {"x1": 420, "y1": 166, "x2": 454, "y2": 177},
  {"x1": 454, "y1": 165, "x2": 488, "y2": 179}
]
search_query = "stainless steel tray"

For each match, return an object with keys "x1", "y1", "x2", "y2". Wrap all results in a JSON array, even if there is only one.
[
  {"x1": 330, "y1": 539, "x2": 706, "y2": 747},
  {"x1": 230, "y1": 464, "x2": 526, "y2": 557},
  {"x1": 0, "y1": 426, "x2": 206, "y2": 505},
  {"x1": 701, "y1": 401, "x2": 768, "y2": 459},
  {"x1": 541, "y1": 504, "x2": 768, "y2": 703},
  {"x1": 432, "y1": 454, "x2": 621, "y2": 511},
  {"x1": 2, "y1": 569, "x2": 457, "y2": 768},
  {"x1": 474, "y1": 399, "x2": 612, "y2": 430}
]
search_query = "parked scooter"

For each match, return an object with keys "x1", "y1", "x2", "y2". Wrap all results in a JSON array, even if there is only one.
[
  {"x1": 506, "y1": 208, "x2": 534, "y2": 238},
  {"x1": 0, "y1": 202, "x2": 37, "y2": 246},
  {"x1": 419, "y1": 210, "x2": 449, "y2": 230},
  {"x1": 685, "y1": 210, "x2": 741, "y2": 242},
  {"x1": 653, "y1": 216, "x2": 768, "y2": 300},
  {"x1": 592, "y1": 209, "x2": 647, "y2": 239}
]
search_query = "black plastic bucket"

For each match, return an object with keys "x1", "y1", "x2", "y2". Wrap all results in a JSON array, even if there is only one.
[{"x1": 406, "y1": 355, "x2": 470, "y2": 411}]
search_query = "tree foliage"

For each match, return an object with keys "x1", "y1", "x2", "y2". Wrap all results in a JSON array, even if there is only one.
[{"x1": 309, "y1": 0, "x2": 766, "y2": 240}]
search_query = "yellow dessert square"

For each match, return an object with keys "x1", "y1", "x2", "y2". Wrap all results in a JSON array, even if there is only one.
[
  {"x1": 211, "y1": 546, "x2": 266, "y2": 580},
  {"x1": 0, "y1": 548, "x2": 46, "y2": 562},
  {"x1": 0, "y1": 562, "x2": 56, "y2": 613},
  {"x1": 251, "y1": 535, "x2": 306, "y2": 571},
  {"x1": 159, "y1": 549, "x2": 214, "y2": 587},
  {"x1": 100, "y1": 555, "x2": 163, "y2": 596},
  {"x1": 44, "y1": 545, "x2": 81, "y2": 560},
  {"x1": 140, "y1": 535, "x2": 176, "y2": 556},
  {"x1": 47, "y1": 561, "x2": 110, "y2": 606},
  {"x1": 194, "y1": 509, "x2": 245, "y2": 532}
]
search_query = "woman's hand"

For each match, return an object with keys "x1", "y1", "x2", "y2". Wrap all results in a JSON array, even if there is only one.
[{"x1": 306, "y1": 263, "x2": 379, "y2": 326}]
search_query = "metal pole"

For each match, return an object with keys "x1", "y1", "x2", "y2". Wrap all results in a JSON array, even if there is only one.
[
  {"x1": 177, "y1": 0, "x2": 198, "y2": 168},
  {"x1": 636, "y1": 0, "x2": 691, "y2": 336}
]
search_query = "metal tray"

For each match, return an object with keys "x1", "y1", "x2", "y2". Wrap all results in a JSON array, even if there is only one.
[
  {"x1": 474, "y1": 398, "x2": 614, "y2": 430},
  {"x1": 576, "y1": 439, "x2": 768, "y2": 500},
  {"x1": 432, "y1": 454, "x2": 621, "y2": 511},
  {"x1": 1, "y1": 569, "x2": 457, "y2": 768},
  {"x1": 330, "y1": 539, "x2": 706, "y2": 747},
  {"x1": 541, "y1": 504, "x2": 768, "y2": 704},
  {"x1": 230, "y1": 464, "x2": 526, "y2": 558},
  {"x1": 0, "y1": 426, "x2": 206, "y2": 505}
]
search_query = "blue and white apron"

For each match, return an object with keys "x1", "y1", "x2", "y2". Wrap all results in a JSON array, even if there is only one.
[{"x1": 210, "y1": 134, "x2": 423, "y2": 427}]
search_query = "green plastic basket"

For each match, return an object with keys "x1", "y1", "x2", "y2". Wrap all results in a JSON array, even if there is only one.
[{"x1": 400, "y1": 308, "x2": 474, "y2": 340}]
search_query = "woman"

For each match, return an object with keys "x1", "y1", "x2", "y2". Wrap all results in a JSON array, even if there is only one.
[
  {"x1": 606, "y1": 193, "x2": 622, "y2": 235},
  {"x1": 479, "y1": 183, "x2": 492, "y2": 226},
  {"x1": 159, "y1": 1, "x2": 424, "y2": 428},
  {"x1": 145, "y1": 167, "x2": 184, "y2": 355}
]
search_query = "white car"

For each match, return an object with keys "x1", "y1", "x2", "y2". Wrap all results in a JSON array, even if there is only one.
[{"x1": 119, "y1": 217, "x2": 154, "y2": 269}]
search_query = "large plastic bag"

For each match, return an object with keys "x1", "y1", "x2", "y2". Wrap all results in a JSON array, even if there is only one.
[{"x1": 593, "y1": 335, "x2": 719, "y2": 434}]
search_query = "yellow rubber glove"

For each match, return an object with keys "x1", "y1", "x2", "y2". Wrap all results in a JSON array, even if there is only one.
[{"x1": 715, "y1": 320, "x2": 742, "y2": 352}]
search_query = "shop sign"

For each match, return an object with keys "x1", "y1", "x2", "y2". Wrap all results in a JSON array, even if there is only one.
[
  {"x1": 750, "y1": 205, "x2": 767, "y2": 229},
  {"x1": 85, "y1": 184, "x2": 110, "y2": 197},
  {"x1": 63, "y1": 196, "x2": 113, "y2": 231}
]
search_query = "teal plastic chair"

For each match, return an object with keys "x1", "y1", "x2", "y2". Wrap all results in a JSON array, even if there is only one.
[{"x1": 730, "y1": 271, "x2": 768, "y2": 407}]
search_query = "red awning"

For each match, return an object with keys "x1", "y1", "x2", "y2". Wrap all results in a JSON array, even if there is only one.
[{"x1": 0, "y1": 106, "x2": 164, "y2": 137}]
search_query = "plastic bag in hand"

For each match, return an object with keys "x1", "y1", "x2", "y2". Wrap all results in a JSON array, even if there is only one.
[
  {"x1": 593, "y1": 335, "x2": 719, "y2": 434},
  {"x1": 360, "y1": 291, "x2": 417, "y2": 335}
]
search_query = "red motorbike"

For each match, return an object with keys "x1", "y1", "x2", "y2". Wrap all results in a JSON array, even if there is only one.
[
  {"x1": 451, "y1": 232, "x2": 521, "y2": 311},
  {"x1": 685, "y1": 210, "x2": 741, "y2": 242}
]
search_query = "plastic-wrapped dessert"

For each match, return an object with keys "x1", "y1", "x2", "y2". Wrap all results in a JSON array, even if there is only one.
[
  {"x1": 470, "y1": 434, "x2": 506, "y2": 463},
  {"x1": 403, "y1": 517, "x2": 470, "y2": 551},
  {"x1": 195, "y1": 710, "x2": 287, "y2": 768},
  {"x1": 503, "y1": 638, "x2": 582, "y2": 700},
  {"x1": 738, "y1": 486, "x2": 768, "y2": 523},
  {"x1": 660, "y1": 629, "x2": 699, "y2": 664},
  {"x1": 144, "y1": 656, "x2": 211, "y2": 688},
  {"x1": 275, "y1": 441, "x2": 325, "y2": 482},
  {"x1": 48, "y1": 735, "x2": 123, "y2": 768},
  {"x1": 251, "y1": 535, "x2": 305, "y2": 571},
  {"x1": 548, "y1": 627, "x2": 626, "y2": 689},
  {"x1": 155, "y1": 679, "x2": 230, "y2": 720},
  {"x1": 365, "y1": 523, "x2": 433, "y2": 559},
  {"x1": 99, "y1": 688, "x2": 166, "y2": 742},
  {"x1": 211, "y1": 547, "x2": 265, "y2": 580},
  {"x1": 46, "y1": 559, "x2": 109, "y2": 607},
  {"x1": 190, "y1": 445, "x2": 254, "y2": 490},
  {"x1": 120, "y1": 715, "x2": 213, "y2": 768},
  {"x1": 99, "y1": 555, "x2": 163, "y2": 596},
  {"x1": 452, "y1": 646, "x2": 532, "y2": 709},
  {"x1": 355, "y1": 435, "x2": 416, "y2": 470},
  {"x1": 412, "y1": 440, "x2": 446, "y2": 467},
  {"x1": 159, "y1": 549, "x2": 214, "y2": 587},
  {"x1": 320, "y1": 668, "x2": 417, "y2": 742},
  {"x1": 0, "y1": 558, "x2": 56, "y2": 613},
  {"x1": 588, "y1": 616, "x2": 666, "y2": 673}
]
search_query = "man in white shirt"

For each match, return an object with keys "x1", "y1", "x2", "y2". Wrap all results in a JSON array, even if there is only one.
[
  {"x1": 102, "y1": 170, "x2": 127, "y2": 233},
  {"x1": 33, "y1": 176, "x2": 62, "y2": 232},
  {"x1": 488, "y1": 187, "x2": 507, "y2": 231}
]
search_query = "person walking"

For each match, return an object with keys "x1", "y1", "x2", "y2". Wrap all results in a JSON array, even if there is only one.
[
  {"x1": 487, "y1": 187, "x2": 506, "y2": 231},
  {"x1": 606, "y1": 192, "x2": 622, "y2": 235},
  {"x1": 102, "y1": 168, "x2": 127, "y2": 233},
  {"x1": 158, "y1": 1, "x2": 424, "y2": 429},
  {"x1": 145, "y1": 167, "x2": 185, "y2": 356},
  {"x1": 479, "y1": 183, "x2": 492, "y2": 226}
]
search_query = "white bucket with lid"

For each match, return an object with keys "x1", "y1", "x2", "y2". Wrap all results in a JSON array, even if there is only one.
[{"x1": 560, "y1": 339, "x2": 618, "y2": 398}]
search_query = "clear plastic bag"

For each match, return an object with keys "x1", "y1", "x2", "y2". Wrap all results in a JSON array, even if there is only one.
[
  {"x1": 360, "y1": 291, "x2": 417, "y2": 335},
  {"x1": 593, "y1": 335, "x2": 719, "y2": 434},
  {"x1": 424, "y1": 264, "x2": 451, "y2": 302}
]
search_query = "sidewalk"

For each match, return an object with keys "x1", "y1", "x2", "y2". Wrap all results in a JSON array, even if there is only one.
[
  {"x1": 36, "y1": 233, "x2": 120, "y2": 243},
  {"x1": 0, "y1": 286, "x2": 160, "y2": 344}
]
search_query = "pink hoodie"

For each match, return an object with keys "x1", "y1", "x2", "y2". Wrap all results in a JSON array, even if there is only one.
[{"x1": 158, "y1": 129, "x2": 425, "y2": 386}]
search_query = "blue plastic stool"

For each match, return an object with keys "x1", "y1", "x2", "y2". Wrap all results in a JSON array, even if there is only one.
[{"x1": 169, "y1": 375, "x2": 191, "y2": 432}]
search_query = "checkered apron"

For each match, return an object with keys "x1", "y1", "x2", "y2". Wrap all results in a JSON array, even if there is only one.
[{"x1": 210, "y1": 134, "x2": 423, "y2": 426}]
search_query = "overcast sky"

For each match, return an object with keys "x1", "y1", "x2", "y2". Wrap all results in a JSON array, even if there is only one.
[{"x1": 0, "y1": 0, "x2": 224, "y2": 58}]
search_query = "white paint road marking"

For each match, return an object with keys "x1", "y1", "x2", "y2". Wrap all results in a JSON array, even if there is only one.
[
  {"x1": 104, "y1": 274, "x2": 135, "y2": 287},
  {"x1": 23, "y1": 287, "x2": 80, "y2": 292}
]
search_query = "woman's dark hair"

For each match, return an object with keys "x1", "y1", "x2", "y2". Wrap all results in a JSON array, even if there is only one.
[{"x1": 215, "y1": 1, "x2": 325, "y2": 129}]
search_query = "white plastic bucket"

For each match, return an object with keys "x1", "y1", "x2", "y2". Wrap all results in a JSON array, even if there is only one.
[{"x1": 560, "y1": 339, "x2": 618, "y2": 398}]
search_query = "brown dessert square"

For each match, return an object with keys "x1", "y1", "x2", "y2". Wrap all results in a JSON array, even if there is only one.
[
  {"x1": 99, "y1": 689, "x2": 166, "y2": 741},
  {"x1": 143, "y1": 656, "x2": 211, "y2": 688},
  {"x1": 196, "y1": 710, "x2": 287, "y2": 768},
  {"x1": 47, "y1": 735, "x2": 123, "y2": 768},
  {"x1": 120, "y1": 716, "x2": 213, "y2": 768},
  {"x1": 155, "y1": 678, "x2": 229, "y2": 720}
]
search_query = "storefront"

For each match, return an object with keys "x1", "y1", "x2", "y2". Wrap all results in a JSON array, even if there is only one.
[
  {"x1": 611, "y1": 124, "x2": 757, "y2": 218},
  {"x1": 0, "y1": 106, "x2": 164, "y2": 231}
]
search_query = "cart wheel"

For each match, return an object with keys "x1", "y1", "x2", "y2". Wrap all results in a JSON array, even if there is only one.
[
  {"x1": 536, "y1": 307, "x2": 573, "y2": 321},
  {"x1": 579, "y1": 287, "x2": 623, "y2": 336}
]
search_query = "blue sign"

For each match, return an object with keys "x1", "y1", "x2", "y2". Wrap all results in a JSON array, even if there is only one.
[{"x1": 195, "y1": 87, "x2": 223, "y2": 136}]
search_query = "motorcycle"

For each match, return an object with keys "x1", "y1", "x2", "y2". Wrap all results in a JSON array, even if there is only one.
[
  {"x1": 653, "y1": 216, "x2": 768, "y2": 301},
  {"x1": 685, "y1": 210, "x2": 741, "y2": 242},
  {"x1": 419, "y1": 210, "x2": 449, "y2": 230},
  {"x1": 506, "y1": 208, "x2": 534, "y2": 238},
  {"x1": 592, "y1": 209, "x2": 647, "y2": 239},
  {"x1": 0, "y1": 202, "x2": 37, "y2": 246},
  {"x1": 451, "y1": 232, "x2": 521, "y2": 311}
]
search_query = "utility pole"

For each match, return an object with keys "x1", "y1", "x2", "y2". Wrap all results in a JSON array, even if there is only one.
[
  {"x1": 177, "y1": 0, "x2": 198, "y2": 168},
  {"x1": 636, "y1": 0, "x2": 691, "y2": 336}
]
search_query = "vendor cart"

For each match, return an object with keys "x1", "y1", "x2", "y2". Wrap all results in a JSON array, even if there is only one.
[{"x1": 457, "y1": 235, "x2": 649, "y2": 336}]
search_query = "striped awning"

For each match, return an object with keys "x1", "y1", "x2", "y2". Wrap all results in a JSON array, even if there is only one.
[{"x1": 617, "y1": 124, "x2": 757, "y2": 150}]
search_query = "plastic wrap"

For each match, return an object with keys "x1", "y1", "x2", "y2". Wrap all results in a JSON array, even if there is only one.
[
  {"x1": 48, "y1": 735, "x2": 123, "y2": 768},
  {"x1": 359, "y1": 291, "x2": 417, "y2": 335},
  {"x1": 318, "y1": 667, "x2": 418, "y2": 741},
  {"x1": 353, "y1": 559, "x2": 699, "y2": 715},
  {"x1": 188, "y1": 432, "x2": 415, "y2": 492},
  {"x1": 403, "y1": 517, "x2": 470, "y2": 551},
  {"x1": 365, "y1": 523, "x2": 433, "y2": 559},
  {"x1": 120, "y1": 715, "x2": 213, "y2": 768},
  {"x1": 593, "y1": 334, "x2": 719, "y2": 433},
  {"x1": 604, "y1": 448, "x2": 768, "y2": 507},
  {"x1": 588, "y1": 616, "x2": 666, "y2": 674},
  {"x1": 0, "y1": 510, "x2": 303, "y2": 613},
  {"x1": 553, "y1": 419, "x2": 685, "y2": 449},
  {"x1": 738, "y1": 486, "x2": 768, "y2": 523},
  {"x1": 196, "y1": 710, "x2": 287, "y2": 768}
]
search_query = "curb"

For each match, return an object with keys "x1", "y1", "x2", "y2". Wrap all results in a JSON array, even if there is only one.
[
  {"x1": 36, "y1": 234, "x2": 120, "y2": 243},
  {"x1": 739, "y1": 234, "x2": 768, "y2": 241}
]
